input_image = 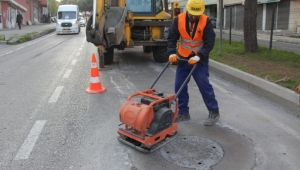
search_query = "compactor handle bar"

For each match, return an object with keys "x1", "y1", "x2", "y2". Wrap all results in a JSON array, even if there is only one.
[
  {"x1": 149, "y1": 59, "x2": 197, "y2": 105},
  {"x1": 150, "y1": 62, "x2": 170, "y2": 89}
]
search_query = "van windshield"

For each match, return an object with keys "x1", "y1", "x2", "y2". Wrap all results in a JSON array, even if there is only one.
[{"x1": 58, "y1": 11, "x2": 76, "y2": 19}]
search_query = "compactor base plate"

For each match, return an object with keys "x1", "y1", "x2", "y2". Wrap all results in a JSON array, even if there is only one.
[{"x1": 117, "y1": 132, "x2": 178, "y2": 153}]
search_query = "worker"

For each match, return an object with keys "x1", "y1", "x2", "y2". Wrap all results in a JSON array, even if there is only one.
[{"x1": 167, "y1": 0, "x2": 219, "y2": 126}]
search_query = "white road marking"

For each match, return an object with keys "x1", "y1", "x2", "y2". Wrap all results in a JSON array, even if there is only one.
[
  {"x1": 0, "y1": 33, "x2": 55, "y2": 57},
  {"x1": 15, "y1": 46, "x2": 24, "y2": 50},
  {"x1": 79, "y1": 48, "x2": 82, "y2": 51},
  {"x1": 71, "y1": 59, "x2": 77, "y2": 65},
  {"x1": 76, "y1": 52, "x2": 80, "y2": 57},
  {"x1": 14, "y1": 120, "x2": 47, "y2": 160},
  {"x1": 48, "y1": 86, "x2": 64, "y2": 103},
  {"x1": 63, "y1": 69, "x2": 72, "y2": 78}
]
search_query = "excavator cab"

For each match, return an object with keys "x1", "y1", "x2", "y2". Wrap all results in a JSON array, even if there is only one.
[
  {"x1": 86, "y1": 0, "x2": 180, "y2": 67},
  {"x1": 126, "y1": 0, "x2": 163, "y2": 15}
]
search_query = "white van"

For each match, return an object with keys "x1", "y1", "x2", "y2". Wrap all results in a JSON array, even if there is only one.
[{"x1": 56, "y1": 5, "x2": 80, "y2": 34}]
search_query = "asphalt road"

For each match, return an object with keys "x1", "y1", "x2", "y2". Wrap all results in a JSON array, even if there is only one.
[{"x1": 0, "y1": 27, "x2": 300, "y2": 170}]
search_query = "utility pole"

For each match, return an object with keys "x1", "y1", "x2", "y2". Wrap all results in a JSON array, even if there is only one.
[
  {"x1": 49, "y1": 0, "x2": 51, "y2": 15},
  {"x1": 219, "y1": 0, "x2": 223, "y2": 53}
]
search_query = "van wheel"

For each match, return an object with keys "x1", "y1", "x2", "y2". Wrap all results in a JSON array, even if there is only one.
[
  {"x1": 103, "y1": 47, "x2": 114, "y2": 65},
  {"x1": 152, "y1": 46, "x2": 168, "y2": 62}
]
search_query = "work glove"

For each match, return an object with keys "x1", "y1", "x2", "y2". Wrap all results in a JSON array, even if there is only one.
[
  {"x1": 169, "y1": 54, "x2": 178, "y2": 63},
  {"x1": 188, "y1": 55, "x2": 200, "y2": 65}
]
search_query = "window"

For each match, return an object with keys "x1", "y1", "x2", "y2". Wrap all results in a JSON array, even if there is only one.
[
  {"x1": 126, "y1": 0, "x2": 151, "y2": 13},
  {"x1": 58, "y1": 11, "x2": 76, "y2": 19}
]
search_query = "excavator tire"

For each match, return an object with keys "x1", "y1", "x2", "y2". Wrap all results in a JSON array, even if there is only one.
[
  {"x1": 97, "y1": 47, "x2": 114, "y2": 65},
  {"x1": 152, "y1": 46, "x2": 168, "y2": 63},
  {"x1": 104, "y1": 47, "x2": 114, "y2": 65},
  {"x1": 143, "y1": 46, "x2": 152, "y2": 53}
]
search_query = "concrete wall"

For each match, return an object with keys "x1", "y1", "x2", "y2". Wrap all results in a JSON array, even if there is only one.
[
  {"x1": 15, "y1": 0, "x2": 44, "y2": 24},
  {"x1": 204, "y1": 0, "x2": 218, "y2": 5},
  {"x1": 172, "y1": 0, "x2": 298, "y2": 32},
  {"x1": 1, "y1": 1, "x2": 8, "y2": 28},
  {"x1": 289, "y1": 0, "x2": 300, "y2": 32},
  {"x1": 15, "y1": 0, "x2": 31, "y2": 23},
  {"x1": 223, "y1": 0, "x2": 244, "y2": 6}
]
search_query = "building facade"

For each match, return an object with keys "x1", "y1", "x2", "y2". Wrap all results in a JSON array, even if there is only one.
[
  {"x1": 169, "y1": 0, "x2": 300, "y2": 32},
  {"x1": 223, "y1": 0, "x2": 300, "y2": 32},
  {"x1": 0, "y1": 0, "x2": 47, "y2": 29}
]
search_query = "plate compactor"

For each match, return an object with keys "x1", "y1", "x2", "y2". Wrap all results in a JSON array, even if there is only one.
[{"x1": 117, "y1": 61, "x2": 197, "y2": 153}]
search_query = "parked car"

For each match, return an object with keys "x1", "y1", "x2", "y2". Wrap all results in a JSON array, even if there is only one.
[{"x1": 79, "y1": 17, "x2": 86, "y2": 27}]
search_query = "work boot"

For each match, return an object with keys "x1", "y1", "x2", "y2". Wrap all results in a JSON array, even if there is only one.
[
  {"x1": 175, "y1": 114, "x2": 190, "y2": 123},
  {"x1": 204, "y1": 111, "x2": 220, "y2": 126}
]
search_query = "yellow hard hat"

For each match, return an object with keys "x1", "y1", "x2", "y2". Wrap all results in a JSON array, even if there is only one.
[{"x1": 186, "y1": 0, "x2": 205, "y2": 16}]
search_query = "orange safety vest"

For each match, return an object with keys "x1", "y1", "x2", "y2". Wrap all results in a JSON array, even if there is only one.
[{"x1": 177, "y1": 12, "x2": 208, "y2": 57}]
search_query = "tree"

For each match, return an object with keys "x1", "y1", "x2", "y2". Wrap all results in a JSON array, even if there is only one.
[
  {"x1": 48, "y1": 0, "x2": 59, "y2": 16},
  {"x1": 244, "y1": 0, "x2": 259, "y2": 52},
  {"x1": 59, "y1": 0, "x2": 78, "y2": 5},
  {"x1": 77, "y1": 0, "x2": 93, "y2": 11},
  {"x1": 59, "y1": 0, "x2": 93, "y2": 12}
]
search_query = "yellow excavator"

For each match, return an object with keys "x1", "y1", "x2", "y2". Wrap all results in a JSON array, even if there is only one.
[{"x1": 86, "y1": 0, "x2": 180, "y2": 68}]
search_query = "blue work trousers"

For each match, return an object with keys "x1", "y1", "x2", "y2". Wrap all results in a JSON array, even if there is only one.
[{"x1": 175, "y1": 61, "x2": 219, "y2": 115}]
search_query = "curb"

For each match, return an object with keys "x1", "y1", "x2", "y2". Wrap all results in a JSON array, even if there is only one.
[
  {"x1": 209, "y1": 59, "x2": 299, "y2": 116},
  {"x1": 5, "y1": 28, "x2": 56, "y2": 45}
]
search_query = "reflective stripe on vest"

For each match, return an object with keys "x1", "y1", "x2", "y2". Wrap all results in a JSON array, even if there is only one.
[
  {"x1": 177, "y1": 12, "x2": 208, "y2": 57},
  {"x1": 180, "y1": 39, "x2": 203, "y2": 52}
]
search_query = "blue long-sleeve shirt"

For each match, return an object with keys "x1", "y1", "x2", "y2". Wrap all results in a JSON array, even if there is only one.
[{"x1": 167, "y1": 12, "x2": 216, "y2": 64}]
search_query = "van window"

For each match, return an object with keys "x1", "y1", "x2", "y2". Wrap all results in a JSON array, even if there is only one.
[{"x1": 58, "y1": 11, "x2": 77, "y2": 19}]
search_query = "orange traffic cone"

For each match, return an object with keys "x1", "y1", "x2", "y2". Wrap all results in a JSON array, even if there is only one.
[
  {"x1": 85, "y1": 53, "x2": 106, "y2": 93},
  {"x1": 296, "y1": 85, "x2": 300, "y2": 92}
]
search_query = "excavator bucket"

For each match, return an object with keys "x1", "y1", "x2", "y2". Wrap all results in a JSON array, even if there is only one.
[
  {"x1": 86, "y1": 7, "x2": 127, "y2": 48},
  {"x1": 105, "y1": 7, "x2": 127, "y2": 47}
]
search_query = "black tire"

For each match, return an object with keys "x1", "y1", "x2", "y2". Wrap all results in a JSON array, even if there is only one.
[
  {"x1": 104, "y1": 46, "x2": 114, "y2": 65},
  {"x1": 143, "y1": 46, "x2": 152, "y2": 53},
  {"x1": 152, "y1": 46, "x2": 168, "y2": 62}
]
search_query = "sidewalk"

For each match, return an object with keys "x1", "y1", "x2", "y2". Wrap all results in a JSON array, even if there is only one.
[
  {"x1": 214, "y1": 29, "x2": 300, "y2": 44},
  {"x1": 0, "y1": 23, "x2": 56, "y2": 44}
]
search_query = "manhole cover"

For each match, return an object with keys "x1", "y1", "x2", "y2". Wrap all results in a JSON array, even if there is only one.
[{"x1": 160, "y1": 136, "x2": 224, "y2": 170}]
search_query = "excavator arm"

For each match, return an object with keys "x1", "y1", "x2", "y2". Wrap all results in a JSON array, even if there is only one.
[{"x1": 86, "y1": 0, "x2": 129, "y2": 67}]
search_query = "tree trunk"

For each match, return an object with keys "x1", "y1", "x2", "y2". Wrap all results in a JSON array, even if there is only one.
[{"x1": 244, "y1": 0, "x2": 259, "y2": 52}]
